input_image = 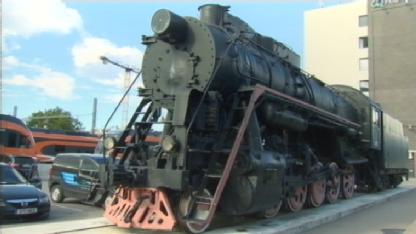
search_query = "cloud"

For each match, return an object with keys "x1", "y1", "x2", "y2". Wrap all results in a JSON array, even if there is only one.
[
  {"x1": 5, "y1": 72, "x2": 75, "y2": 100},
  {"x1": 72, "y1": 37, "x2": 143, "y2": 88},
  {"x1": 3, "y1": 56, "x2": 20, "y2": 69},
  {"x1": 72, "y1": 37, "x2": 141, "y2": 68},
  {"x1": 103, "y1": 93, "x2": 143, "y2": 106},
  {"x1": 3, "y1": 57, "x2": 76, "y2": 100},
  {"x1": 95, "y1": 73, "x2": 125, "y2": 88},
  {"x1": 3, "y1": 0, "x2": 83, "y2": 38},
  {"x1": 103, "y1": 94, "x2": 125, "y2": 104}
]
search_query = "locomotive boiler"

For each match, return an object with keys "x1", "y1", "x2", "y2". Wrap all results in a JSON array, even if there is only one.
[{"x1": 103, "y1": 4, "x2": 409, "y2": 233}]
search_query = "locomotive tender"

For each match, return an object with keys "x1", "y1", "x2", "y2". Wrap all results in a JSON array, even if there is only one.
[{"x1": 103, "y1": 4, "x2": 409, "y2": 233}]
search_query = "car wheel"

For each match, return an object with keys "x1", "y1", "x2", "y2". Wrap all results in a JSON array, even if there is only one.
[{"x1": 50, "y1": 185, "x2": 65, "y2": 203}]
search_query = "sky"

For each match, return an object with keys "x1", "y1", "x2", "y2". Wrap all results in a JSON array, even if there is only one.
[{"x1": 2, "y1": 0, "x2": 352, "y2": 131}]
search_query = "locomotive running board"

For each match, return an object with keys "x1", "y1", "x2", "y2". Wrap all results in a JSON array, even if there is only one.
[
  {"x1": 187, "y1": 84, "x2": 360, "y2": 230},
  {"x1": 257, "y1": 85, "x2": 360, "y2": 129},
  {"x1": 104, "y1": 187, "x2": 176, "y2": 231}
]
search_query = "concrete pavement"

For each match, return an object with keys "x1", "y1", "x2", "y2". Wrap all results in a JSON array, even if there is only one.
[
  {"x1": 405, "y1": 220, "x2": 416, "y2": 234},
  {"x1": 304, "y1": 188, "x2": 416, "y2": 234},
  {"x1": 2, "y1": 179, "x2": 416, "y2": 234}
]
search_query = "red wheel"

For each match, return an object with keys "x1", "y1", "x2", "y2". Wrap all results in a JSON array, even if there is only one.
[
  {"x1": 178, "y1": 190, "x2": 211, "y2": 233},
  {"x1": 185, "y1": 219, "x2": 210, "y2": 234},
  {"x1": 326, "y1": 163, "x2": 340, "y2": 203},
  {"x1": 341, "y1": 171, "x2": 355, "y2": 199},
  {"x1": 285, "y1": 186, "x2": 307, "y2": 212},
  {"x1": 308, "y1": 179, "x2": 326, "y2": 208},
  {"x1": 259, "y1": 200, "x2": 282, "y2": 218}
]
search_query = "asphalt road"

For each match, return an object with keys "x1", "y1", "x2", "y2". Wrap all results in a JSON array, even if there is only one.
[
  {"x1": 1, "y1": 163, "x2": 103, "y2": 228},
  {"x1": 303, "y1": 188, "x2": 416, "y2": 234}
]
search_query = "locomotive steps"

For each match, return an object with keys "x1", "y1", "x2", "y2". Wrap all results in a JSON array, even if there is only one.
[{"x1": 2, "y1": 179, "x2": 416, "y2": 234}]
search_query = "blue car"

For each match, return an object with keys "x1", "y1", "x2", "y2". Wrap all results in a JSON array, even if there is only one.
[
  {"x1": 48, "y1": 153, "x2": 109, "y2": 206},
  {"x1": 0, "y1": 163, "x2": 50, "y2": 221}
]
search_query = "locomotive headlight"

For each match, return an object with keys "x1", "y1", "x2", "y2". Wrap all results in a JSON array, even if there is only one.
[
  {"x1": 162, "y1": 136, "x2": 177, "y2": 152},
  {"x1": 151, "y1": 9, "x2": 188, "y2": 43},
  {"x1": 104, "y1": 137, "x2": 116, "y2": 150},
  {"x1": 152, "y1": 9, "x2": 172, "y2": 35}
]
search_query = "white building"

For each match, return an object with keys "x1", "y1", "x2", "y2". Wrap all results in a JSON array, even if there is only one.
[{"x1": 304, "y1": 0, "x2": 368, "y2": 90}]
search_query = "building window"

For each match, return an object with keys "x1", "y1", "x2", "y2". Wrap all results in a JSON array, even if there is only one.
[
  {"x1": 359, "y1": 15, "x2": 368, "y2": 27},
  {"x1": 410, "y1": 151, "x2": 416, "y2": 160},
  {"x1": 359, "y1": 37, "x2": 368, "y2": 49},
  {"x1": 359, "y1": 80, "x2": 369, "y2": 92},
  {"x1": 359, "y1": 80, "x2": 369, "y2": 96},
  {"x1": 359, "y1": 58, "x2": 369, "y2": 71}
]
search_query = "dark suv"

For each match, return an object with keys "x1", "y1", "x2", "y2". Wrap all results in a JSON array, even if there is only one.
[
  {"x1": 0, "y1": 155, "x2": 42, "y2": 189},
  {"x1": 48, "y1": 153, "x2": 109, "y2": 206}
]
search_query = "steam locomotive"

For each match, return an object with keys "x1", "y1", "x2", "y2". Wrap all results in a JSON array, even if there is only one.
[{"x1": 103, "y1": 4, "x2": 409, "y2": 233}]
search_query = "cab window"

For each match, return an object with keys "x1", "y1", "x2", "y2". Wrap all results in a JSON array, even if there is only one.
[
  {"x1": 371, "y1": 106, "x2": 382, "y2": 150},
  {"x1": 80, "y1": 159, "x2": 98, "y2": 171},
  {"x1": 0, "y1": 155, "x2": 12, "y2": 163},
  {"x1": 43, "y1": 145, "x2": 94, "y2": 157},
  {"x1": 0, "y1": 129, "x2": 6, "y2": 146},
  {"x1": 55, "y1": 156, "x2": 79, "y2": 169},
  {"x1": 372, "y1": 108, "x2": 380, "y2": 126},
  {"x1": 14, "y1": 157, "x2": 35, "y2": 165},
  {"x1": 0, "y1": 129, "x2": 32, "y2": 148},
  {"x1": 7, "y1": 131, "x2": 18, "y2": 147},
  {"x1": 80, "y1": 158, "x2": 98, "y2": 178}
]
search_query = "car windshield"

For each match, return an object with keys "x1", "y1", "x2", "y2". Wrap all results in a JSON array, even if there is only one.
[{"x1": 0, "y1": 165, "x2": 27, "y2": 185}]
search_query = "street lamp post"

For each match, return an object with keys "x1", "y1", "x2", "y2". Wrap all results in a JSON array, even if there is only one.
[{"x1": 100, "y1": 56, "x2": 140, "y2": 128}]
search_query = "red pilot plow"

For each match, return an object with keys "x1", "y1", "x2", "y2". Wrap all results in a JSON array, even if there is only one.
[{"x1": 104, "y1": 187, "x2": 176, "y2": 231}]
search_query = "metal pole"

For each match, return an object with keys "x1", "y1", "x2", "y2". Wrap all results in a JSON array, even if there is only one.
[
  {"x1": 413, "y1": 152, "x2": 416, "y2": 177},
  {"x1": 99, "y1": 56, "x2": 139, "y2": 129},
  {"x1": 13, "y1": 106, "x2": 17, "y2": 117},
  {"x1": 122, "y1": 70, "x2": 131, "y2": 128},
  {"x1": 92, "y1": 97, "x2": 97, "y2": 134}
]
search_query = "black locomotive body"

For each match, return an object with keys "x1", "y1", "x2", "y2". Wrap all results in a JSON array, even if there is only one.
[{"x1": 104, "y1": 5, "x2": 409, "y2": 233}]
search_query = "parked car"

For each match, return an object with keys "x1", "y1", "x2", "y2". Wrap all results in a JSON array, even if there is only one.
[
  {"x1": 0, "y1": 163, "x2": 50, "y2": 221},
  {"x1": 0, "y1": 155, "x2": 42, "y2": 189},
  {"x1": 48, "y1": 153, "x2": 109, "y2": 206}
]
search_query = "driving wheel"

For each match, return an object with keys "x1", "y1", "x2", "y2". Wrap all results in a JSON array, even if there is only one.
[
  {"x1": 285, "y1": 186, "x2": 307, "y2": 212},
  {"x1": 178, "y1": 190, "x2": 212, "y2": 233},
  {"x1": 326, "y1": 162, "x2": 340, "y2": 203},
  {"x1": 341, "y1": 169, "x2": 355, "y2": 199},
  {"x1": 308, "y1": 179, "x2": 326, "y2": 208}
]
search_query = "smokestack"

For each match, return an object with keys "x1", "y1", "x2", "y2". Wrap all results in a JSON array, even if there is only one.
[{"x1": 198, "y1": 4, "x2": 229, "y2": 26}]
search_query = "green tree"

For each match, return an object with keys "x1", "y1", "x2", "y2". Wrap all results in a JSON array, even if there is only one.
[{"x1": 27, "y1": 107, "x2": 83, "y2": 131}]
